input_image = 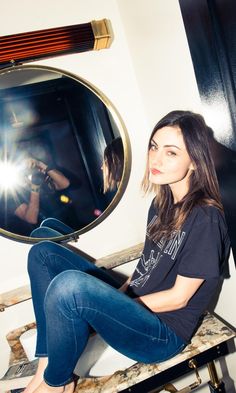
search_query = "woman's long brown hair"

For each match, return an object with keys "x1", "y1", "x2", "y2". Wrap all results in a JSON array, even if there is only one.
[
  {"x1": 103, "y1": 137, "x2": 124, "y2": 193},
  {"x1": 142, "y1": 111, "x2": 223, "y2": 241}
]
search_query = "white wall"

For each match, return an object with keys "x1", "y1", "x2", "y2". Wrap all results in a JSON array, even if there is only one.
[
  {"x1": 0, "y1": 0, "x2": 151, "y2": 291},
  {"x1": 117, "y1": 0, "x2": 202, "y2": 125},
  {"x1": 0, "y1": 0, "x2": 235, "y2": 389}
]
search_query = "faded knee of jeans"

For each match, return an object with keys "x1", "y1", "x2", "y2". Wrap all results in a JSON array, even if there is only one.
[{"x1": 44, "y1": 270, "x2": 96, "y2": 315}]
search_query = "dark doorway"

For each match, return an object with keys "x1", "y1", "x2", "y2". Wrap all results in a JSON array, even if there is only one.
[{"x1": 179, "y1": 0, "x2": 236, "y2": 263}]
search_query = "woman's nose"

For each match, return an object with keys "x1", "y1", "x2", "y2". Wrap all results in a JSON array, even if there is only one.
[{"x1": 151, "y1": 151, "x2": 162, "y2": 166}]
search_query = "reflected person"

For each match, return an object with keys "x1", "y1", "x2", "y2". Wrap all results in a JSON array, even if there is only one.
[
  {"x1": 13, "y1": 158, "x2": 70, "y2": 233},
  {"x1": 25, "y1": 111, "x2": 230, "y2": 393},
  {"x1": 30, "y1": 137, "x2": 124, "y2": 238}
]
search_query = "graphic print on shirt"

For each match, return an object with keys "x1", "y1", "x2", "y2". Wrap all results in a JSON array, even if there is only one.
[
  {"x1": 130, "y1": 213, "x2": 186, "y2": 288},
  {"x1": 129, "y1": 250, "x2": 163, "y2": 288}
]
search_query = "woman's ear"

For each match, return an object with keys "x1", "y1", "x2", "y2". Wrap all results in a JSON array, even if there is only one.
[{"x1": 189, "y1": 162, "x2": 195, "y2": 171}]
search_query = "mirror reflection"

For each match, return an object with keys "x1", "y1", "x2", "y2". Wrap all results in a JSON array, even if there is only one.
[{"x1": 0, "y1": 66, "x2": 130, "y2": 241}]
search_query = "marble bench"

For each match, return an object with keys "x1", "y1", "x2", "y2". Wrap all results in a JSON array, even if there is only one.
[
  {"x1": 2, "y1": 312, "x2": 235, "y2": 393},
  {"x1": 1, "y1": 243, "x2": 236, "y2": 392},
  {"x1": 74, "y1": 312, "x2": 236, "y2": 392}
]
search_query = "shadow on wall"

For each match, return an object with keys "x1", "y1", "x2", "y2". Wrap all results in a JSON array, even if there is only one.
[
  {"x1": 207, "y1": 132, "x2": 235, "y2": 312},
  {"x1": 209, "y1": 133, "x2": 236, "y2": 267}
]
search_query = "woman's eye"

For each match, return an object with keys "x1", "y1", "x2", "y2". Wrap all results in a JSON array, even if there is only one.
[
  {"x1": 167, "y1": 151, "x2": 176, "y2": 156},
  {"x1": 150, "y1": 144, "x2": 157, "y2": 151}
]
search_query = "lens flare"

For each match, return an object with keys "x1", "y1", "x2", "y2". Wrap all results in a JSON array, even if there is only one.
[{"x1": 0, "y1": 161, "x2": 22, "y2": 191}]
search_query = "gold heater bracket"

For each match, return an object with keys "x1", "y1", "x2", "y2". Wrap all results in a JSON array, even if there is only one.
[{"x1": 163, "y1": 359, "x2": 202, "y2": 393}]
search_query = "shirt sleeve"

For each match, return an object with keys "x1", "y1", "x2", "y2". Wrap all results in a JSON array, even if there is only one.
[{"x1": 177, "y1": 218, "x2": 224, "y2": 279}]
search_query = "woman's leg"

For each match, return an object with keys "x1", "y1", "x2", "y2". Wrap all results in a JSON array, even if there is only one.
[
  {"x1": 27, "y1": 241, "x2": 120, "y2": 356},
  {"x1": 23, "y1": 357, "x2": 48, "y2": 393},
  {"x1": 40, "y1": 270, "x2": 185, "y2": 388},
  {"x1": 40, "y1": 218, "x2": 73, "y2": 235},
  {"x1": 33, "y1": 380, "x2": 74, "y2": 393},
  {"x1": 30, "y1": 227, "x2": 63, "y2": 238},
  {"x1": 25, "y1": 241, "x2": 120, "y2": 393},
  {"x1": 30, "y1": 218, "x2": 74, "y2": 238}
]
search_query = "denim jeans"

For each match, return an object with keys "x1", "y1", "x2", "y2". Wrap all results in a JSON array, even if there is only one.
[
  {"x1": 30, "y1": 218, "x2": 73, "y2": 238},
  {"x1": 27, "y1": 241, "x2": 185, "y2": 387}
]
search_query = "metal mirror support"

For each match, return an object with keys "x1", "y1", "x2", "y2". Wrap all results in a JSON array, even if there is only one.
[{"x1": 0, "y1": 65, "x2": 131, "y2": 243}]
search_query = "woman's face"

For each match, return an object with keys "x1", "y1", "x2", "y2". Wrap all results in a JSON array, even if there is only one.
[
  {"x1": 148, "y1": 126, "x2": 194, "y2": 200},
  {"x1": 101, "y1": 157, "x2": 109, "y2": 178}
]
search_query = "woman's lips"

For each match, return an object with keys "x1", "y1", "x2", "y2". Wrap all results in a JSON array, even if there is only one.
[{"x1": 150, "y1": 168, "x2": 162, "y2": 175}]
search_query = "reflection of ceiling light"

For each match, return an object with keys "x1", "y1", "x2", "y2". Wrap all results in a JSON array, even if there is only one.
[
  {"x1": 10, "y1": 110, "x2": 24, "y2": 128},
  {"x1": 7, "y1": 102, "x2": 39, "y2": 128},
  {"x1": 11, "y1": 122, "x2": 24, "y2": 128}
]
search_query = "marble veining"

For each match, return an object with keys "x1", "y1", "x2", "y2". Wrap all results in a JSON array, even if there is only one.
[
  {"x1": 73, "y1": 313, "x2": 235, "y2": 392},
  {"x1": 5, "y1": 313, "x2": 235, "y2": 393},
  {"x1": 7, "y1": 322, "x2": 36, "y2": 366}
]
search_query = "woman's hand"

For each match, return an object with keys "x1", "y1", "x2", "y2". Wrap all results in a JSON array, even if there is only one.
[
  {"x1": 26, "y1": 158, "x2": 47, "y2": 174},
  {"x1": 119, "y1": 277, "x2": 131, "y2": 293},
  {"x1": 35, "y1": 159, "x2": 48, "y2": 173}
]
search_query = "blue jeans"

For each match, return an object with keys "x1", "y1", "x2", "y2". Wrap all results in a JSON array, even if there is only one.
[
  {"x1": 30, "y1": 218, "x2": 73, "y2": 238},
  {"x1": 27, "y1": 241, "x2": 185, "y2": 387}
]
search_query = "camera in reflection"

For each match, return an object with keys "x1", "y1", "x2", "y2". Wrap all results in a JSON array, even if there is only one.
[{"x1": 0, "y1": 157, "x2": 46, "y2": 192}]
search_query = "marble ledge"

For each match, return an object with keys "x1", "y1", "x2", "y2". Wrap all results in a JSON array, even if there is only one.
[
  {"x1": 73, "y1": 313, "x2": 235, "y2": 392},
  {"x1": 0, "y1": 243, "x2": 144, "y2": 310},
  {"x1": 95, "y1": 242, "x2": 143, "y2": 268},
  {"x1": 0, "y1": 285, "x2": 32, "y2": 311},
  {"x1": 4, "y1": 314, "x2": 236, "y2": 392}
]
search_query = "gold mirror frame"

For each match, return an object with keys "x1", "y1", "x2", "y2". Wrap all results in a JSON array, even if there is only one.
[{"x1": 0, "y1": 64, "x2": 131, "y2": 243}]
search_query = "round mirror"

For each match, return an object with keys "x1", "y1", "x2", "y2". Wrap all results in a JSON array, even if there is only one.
[{"x1": 0, "y1": 65, "x2": 131, "y2": 243}]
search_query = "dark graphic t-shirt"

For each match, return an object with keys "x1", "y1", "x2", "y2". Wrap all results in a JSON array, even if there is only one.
[{"x1": 129, "y1": 199, "x2": 230, "y2": 343}]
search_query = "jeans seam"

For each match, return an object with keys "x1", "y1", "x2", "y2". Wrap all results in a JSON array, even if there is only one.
[
  {"x1": 43, "y1": 252, "x2": 91, "y2": 272},
  {"x1": 35, "y1": 353, "x2": 48, "y2": 357},
  {"x1": 64, "y1": 305, "x2": 168, "y2": 343},
  {"x1": 71, "y1": 315, "x2": 79, "y2": 365}
]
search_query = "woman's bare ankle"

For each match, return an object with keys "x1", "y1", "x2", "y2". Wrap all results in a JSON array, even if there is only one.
[
  {"x1": 23, "y1": 357, "x2": 48, "y2": 393},
  {"x1": 32, "y1": 380, "x2": 75, "y2": 393}
]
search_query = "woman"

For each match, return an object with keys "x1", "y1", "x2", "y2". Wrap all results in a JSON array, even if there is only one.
[
  {"x1": 30, "y1": 137, "x2": 124, "y2": 238},
  {"x1": 102, "y1": 136, "x2": 124, "y2": 193},
  {"x1": 25, "y1": 111, "x2": 230, "y2": 393}
]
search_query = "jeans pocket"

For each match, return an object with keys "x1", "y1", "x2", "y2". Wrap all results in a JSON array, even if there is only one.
[{"x1": 151, "y1": 315, "x2": 169, "y2": 343}]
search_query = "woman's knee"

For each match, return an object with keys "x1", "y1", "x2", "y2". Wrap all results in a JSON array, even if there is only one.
[
  {"x1": 45, "y1": 271, "x2": 97, "y2": 310},
  {"x1": 27, "y1": 241, "x2": 59, "y2": 274},
  {"x1": 44, "y1": 271, "x2": 84, "y2": 312}
]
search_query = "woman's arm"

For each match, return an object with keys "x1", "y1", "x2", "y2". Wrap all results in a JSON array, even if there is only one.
[
  {"x1": 119, "y1": 276, "x2": 131, "y2": 293},
  {"x1": 46, "y1": 168, "x2": 70, "y2": 190},
  {"x1": 30, "y1": 159, "x2": 70, "y2": 190},
  {"x1": 135, "y1": 274, "x2": 204, "y2": 312},
  {"x1": 14, "y1": 188, "x2": 40, "y2": 224}
]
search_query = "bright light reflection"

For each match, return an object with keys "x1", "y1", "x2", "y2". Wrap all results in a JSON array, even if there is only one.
[
  {"x1": 202, "y1": 94, "x2": 233, "y2": 147},
  {"x1": 0, "y1": 161, "x2": 22, "y2": 191}
]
